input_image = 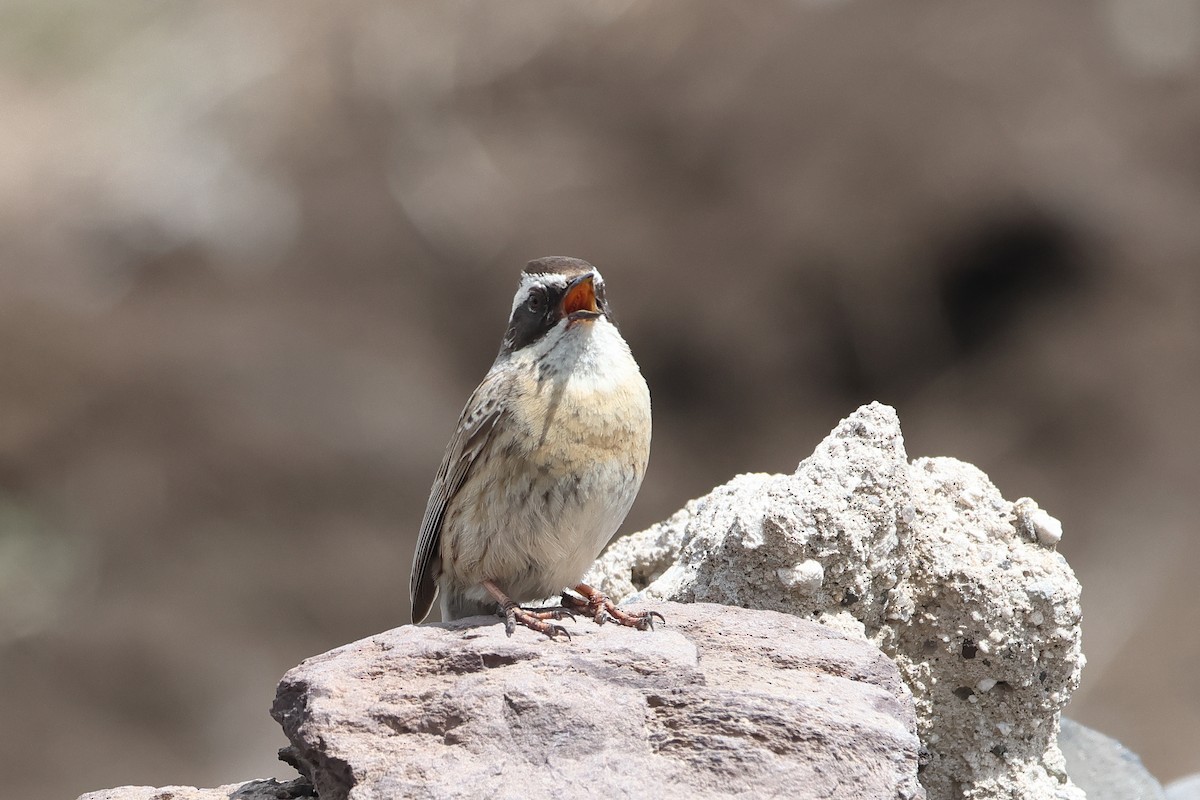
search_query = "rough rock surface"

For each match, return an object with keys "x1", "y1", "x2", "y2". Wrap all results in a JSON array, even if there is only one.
[
  {"x1": 587, "y1": 402, "x2": 1086, "y2": 800},
  {"x1": 77, "y1": 778, "x2": 313, "y2": 800},
  {"x1": 270, "y1": 601, "x2": 924, "y2": 800}
]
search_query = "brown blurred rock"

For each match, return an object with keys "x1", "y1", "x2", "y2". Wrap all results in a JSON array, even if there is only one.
[
  {"x1": 270, "y1": 602, "x2": 924, "y2": 800},
  {"x1": 1058, "y1": 718, "x2": 1166, "y2": 800}
]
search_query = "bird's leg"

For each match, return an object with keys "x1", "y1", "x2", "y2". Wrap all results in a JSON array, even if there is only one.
[
  {"x1": 482, "y1": 579, "x2": 571, "y2": 639},
  {"x1": 564, "y1": 582, "x2": 665, "y2": 631}
]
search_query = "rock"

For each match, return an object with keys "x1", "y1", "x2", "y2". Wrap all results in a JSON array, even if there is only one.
[
  {"x1": 1058, "y1": 717, "x2": 1166, "y2": 800},
  {"x1": 270, "y1": 601, "x2": 924, "y2": 800},
  {"x1": 76, "y1": 778, "x2": 313, "y2": 800},
  {"x1": 587, "y1": 402, "x2": 1086, "y2": 800},
  {"x1": 1013, "y1": 497, "x2": 1064, "y2": 547},
  {"x1": 1167, "y1": 773, "x2": 1200, "y2": 800},
  {"x1": 76, "y1": 403, "x2": 1101, "y2": 800}
]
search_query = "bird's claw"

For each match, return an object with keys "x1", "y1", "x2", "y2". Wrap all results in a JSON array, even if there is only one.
[
  {"x1": 502, "y1": 603, "x2": 573, "y2": 640},
  {"x1": 632, "y1": 610, "x2": 666, "y2": 631},
  {"x1": 563, "y1": 585, "x2": 665, "y2": 632}
]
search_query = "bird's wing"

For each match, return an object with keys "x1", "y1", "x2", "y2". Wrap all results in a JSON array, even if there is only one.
[{"x1": 409, "y1": 372, "x2": 509, "y2": 623}]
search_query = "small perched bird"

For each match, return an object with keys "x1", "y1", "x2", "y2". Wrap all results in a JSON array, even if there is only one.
[{"x1": 409, "y1": 256, "x2": 658, "y2": 638}]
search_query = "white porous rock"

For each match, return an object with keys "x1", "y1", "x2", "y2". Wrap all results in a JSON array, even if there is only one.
[
  {"x1": 1013, "y1": 497, "x2": 1064, "y2": 546},
  {"x1": 587, "y1": 402, "x2": 1085, "y2": 800},
  {"x1": 595, "y1": 402, "x2": 913, "y2": 640}
]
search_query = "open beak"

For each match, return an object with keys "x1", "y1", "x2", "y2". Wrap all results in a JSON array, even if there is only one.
[{"x1": 562, "y1": 273, "x2": 601, "y2": 320}]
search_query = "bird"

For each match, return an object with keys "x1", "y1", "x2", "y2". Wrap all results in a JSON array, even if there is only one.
[{"x1": 408, "y1": 256, "x2": 659, "y2": 638}]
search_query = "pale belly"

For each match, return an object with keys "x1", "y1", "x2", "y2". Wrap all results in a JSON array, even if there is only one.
[
  {"x1": 439, "y1": 363, "x2": 650, "y2": 616},
  {"x1": 441, "y1": 454, "x2": 644, "y2": 608}
]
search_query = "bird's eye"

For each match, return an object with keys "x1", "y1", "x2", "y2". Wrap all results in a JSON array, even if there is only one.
[{"x1": 527, "y1": 289, "x2": 546, "y2": 313}]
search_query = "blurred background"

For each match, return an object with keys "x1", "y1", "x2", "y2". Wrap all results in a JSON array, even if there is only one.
[{"x1": 1, "y1": 1, "x2": 1198, "y2": 797}]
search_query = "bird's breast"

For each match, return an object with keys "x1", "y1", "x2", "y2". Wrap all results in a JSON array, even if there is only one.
[{"x1": 512, "y1": 347, "x2": 651, "y2": 476}]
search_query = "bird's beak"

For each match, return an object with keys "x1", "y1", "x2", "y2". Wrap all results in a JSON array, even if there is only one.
[{"x1": 562, "y1": 273, "x2": 601, "y2": 319}]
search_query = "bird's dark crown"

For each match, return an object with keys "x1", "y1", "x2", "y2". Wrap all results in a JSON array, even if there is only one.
[{"x1": 523, "y1": 256, "x2": 596, "y2": 279}]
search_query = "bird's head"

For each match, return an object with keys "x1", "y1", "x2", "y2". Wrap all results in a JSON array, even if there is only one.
[{"x1": 498, "y1": 256, "x2": 614, "y2": 358}]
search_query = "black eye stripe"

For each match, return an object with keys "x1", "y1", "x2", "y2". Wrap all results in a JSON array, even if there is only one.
[
  {"x1": 500, "y1": 284, "x2": 566, "y2": 354},
  {"x1": 496, "y1": 272, "x2": 614, "y2": 358}
]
